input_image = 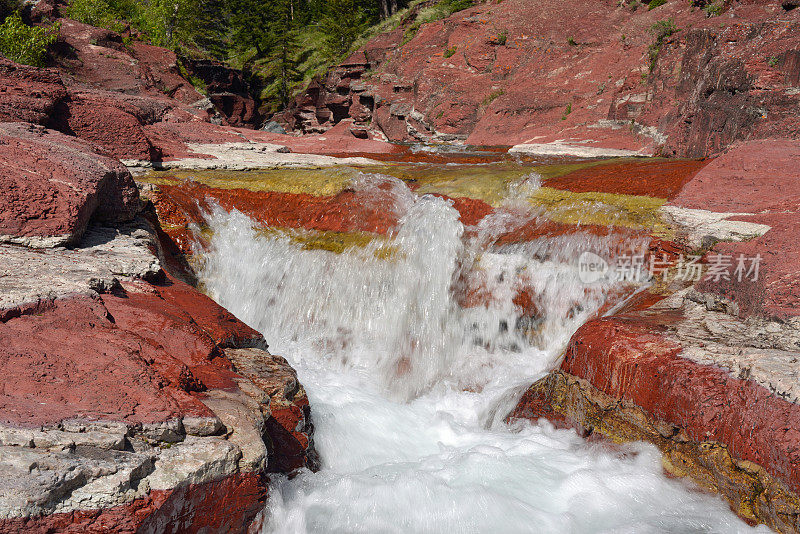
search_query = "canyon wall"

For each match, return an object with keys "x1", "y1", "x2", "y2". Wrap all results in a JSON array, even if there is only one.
[{"x1": 276, "y1": 0, "x2": 800, "y2": 157}]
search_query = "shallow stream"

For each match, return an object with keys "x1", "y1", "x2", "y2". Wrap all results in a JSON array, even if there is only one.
[{"x1": 183, "y1": 161, "x2": 762, "y2": 533}]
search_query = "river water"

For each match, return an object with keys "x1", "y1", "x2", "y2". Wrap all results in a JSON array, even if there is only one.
[{"x1": 194, "y1": 170, "x2": 763, "y2": 533}]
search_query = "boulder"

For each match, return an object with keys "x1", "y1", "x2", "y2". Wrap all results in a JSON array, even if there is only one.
[
  {"x1": 0, "y1": 122, "x2": 140, "y2": 246},
  {"x1": 0, "y1": 216, "x2": 318, "y2": 532},
  {"x1": 0, "y1": 59, "x2": 67, "y2": 126},
  {"x1": 62, "y1": 97, "x2": 160, "y2": 161},
  {"x1": 179, "y1": 58, "x2": 261, "y2": 127}
]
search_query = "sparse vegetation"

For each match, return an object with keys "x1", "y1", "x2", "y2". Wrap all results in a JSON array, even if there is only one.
[
  {"x1": 647, "y1": 18, "x2": 678, "y2": 73},
  {"x1": 177, "y1": 59, "x2": 208, "y2": 94},
  {"x1": 60, "y1": 0, "x2": 429, "y2": 114},
  {"x1": 768, "y1": 56, "x2": 780, "y2": 68},
  {"x1": 648, "y1": 0, "x2": 667, "y2": 10},
  {"x1": 0, "y1": 12, "x2": 60, "y2": 66},
  {"x1": 497, "y1": 29, "x2": 508, "y2": 45},
  {"x1": 403, "y1": 0, "x2": 474, "y2": 44},
  {"x1": 703, "y1": 1, "x2": 724, "y2": 16},
  {"x1": 561, "y1": 102, "x2": 572, "y2": 120},
  {"x1": 443, "y1": 45, "x2": 457, "y2": 58},
  {"x1": 567, "y1": 36, "x2": 577, "y2": 46},
  {"x1": 482, "y1": 88, "x2": 504, "y2": 106}
]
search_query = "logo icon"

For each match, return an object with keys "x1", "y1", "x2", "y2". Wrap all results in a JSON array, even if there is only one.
[{"x1": 578, "y1": 251, "x2": 609, "y2": 284}]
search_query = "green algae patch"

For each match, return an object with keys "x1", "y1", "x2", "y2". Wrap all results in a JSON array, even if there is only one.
[
  {"x1": 256, "y1": 227, "x2": 399, "y2": 259},
  {"x1": 383, "y1": 161, "x2": 616, "y2": 206},
  {"x1": 140, "y1": 159, "x2": 624, "y2": 203},
  {"x1": 528, "y1": 188, "x2": 669, "y2": 232},
  {"x1": 140, "y1": 168, "x2": 361, "y2": 196},
  {"x1": 140, "y1": 159, "x2": 674, "y2": 233}
]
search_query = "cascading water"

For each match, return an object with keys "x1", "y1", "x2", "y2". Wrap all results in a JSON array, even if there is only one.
[{"x1": 197, "y1": 173, "x2": 764, "y2": 533}]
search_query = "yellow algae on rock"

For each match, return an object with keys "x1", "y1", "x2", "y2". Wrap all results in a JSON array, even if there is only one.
[
  {"x1": 140, "y1": 168, "x2": 360, "y2": 196},
  {"x1": 140, "y1": 160, "x2": 622, "y2": 202},
  {"x1": 527, "y1": 188, "x2": 668, "y2": 231},
  {"x1": 256, "y1": 227, "x2": 399, "y2": 259}
]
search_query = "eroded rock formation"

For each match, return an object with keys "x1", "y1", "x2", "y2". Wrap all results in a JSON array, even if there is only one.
[
  {"x1": 0, "y1": 122, "x2": 318, "y2": 532},
  {"x1": 508, "y1": 140, "x2": 800, "y2": 532}
]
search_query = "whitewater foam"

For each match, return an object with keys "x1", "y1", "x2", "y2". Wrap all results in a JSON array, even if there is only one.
[{"x1": 196, "y1": 173, "x2": 764, "y2": 533}]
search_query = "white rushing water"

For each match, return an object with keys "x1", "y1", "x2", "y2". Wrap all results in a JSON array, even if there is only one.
[{"x1": 197, "y1": 173, "x2": 764, "y2": 534}]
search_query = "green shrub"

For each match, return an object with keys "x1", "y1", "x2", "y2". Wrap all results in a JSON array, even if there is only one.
[
  {"x1": 64, "y1": 0, "x2": 131, "y2": 34},
  {"x1": 482, "y1": 88, "x2": 504, "y2": 106},
  {"x1": 496, "y1": 29, "x2": 507, "y2": 45},
  {"x1": 403, "y1": 0, "x2": 474, "y2": 45},
  {"x1": 702, "y1": 1, "x2": 723, "y2": 16},
  {"x1": 567, "y1": 36, "x2": 577, "y2": 46},
  {"x1": 0, "y1": 12, "x2": 60, "y2": 66},
  {"x1": 443, "y1": 45, "x2": 457, "y2": 58},
  {"x1": 647, "y1": 18, "x2": 678, "y2": 72},
  {"x1": 647, "y1": 0, "x2": 667, "y2": 10},
  {"x1": 561, "y1": 102, "x2": 572, "y2": 120},
  {"x1": 65, "y1": 0, "x2": 204, "y2": 49},
  {"x1": 768, "y1": 56, "x2": 780, "y2": 68},
  {"x1": 650, "y1": 18, "x2": 678, "y2": 42}
]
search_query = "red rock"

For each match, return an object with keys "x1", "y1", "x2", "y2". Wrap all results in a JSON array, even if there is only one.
[
  {"x1": 550, "y1": 315, "x2": 800, "y2": 494},
  {"x1": 0, "y1": 122, "x2": 140, "y2": 244},
  {"x1": 672, "y1": 140, "x2": 800, "y2": 214},
  {"x1": 278, "y1": 0, "x2": 800, "y2": 157},
  {"x1": 153, "y1": 275, "x2": 264, "y2": 349},
  {"x1": 144, "y1": 120, "x2": 402, "y2": 161},
  {"x1": 0, "y1": 295, "x2": 202, "y2": 427},
  {"x1": 0, "y1": 472, "x2": 265, "y2": 534},
  {"x1": 0, "y1": 58, "x2": 67, "y2": 126},
  {"x1": 672, "y1": 140, "x2": 800, "y2": 318},
  {"x1": 180, "y1": 58, "x2": 261, "y2": 126},
  {"x1": 55, "y1": 20, "x2": 202, "y2": 108},
  {"x1": 547, "y1": 159, "x2": 709, "y2": 199},
  {"x1": 62, "y1": 99, "x2": 160, "y2": 160},
  {"x1": 150, "y1": 180, "x2": 502, "y2": 243}
]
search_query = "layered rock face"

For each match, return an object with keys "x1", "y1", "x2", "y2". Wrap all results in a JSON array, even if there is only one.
[
  {"x1": 508, "y1": 140, "x2": 800, "y2": 532},
  {"x1": 179, "y1": 58, "x2": 261, "y2": 127},
  {"x1": 0, "y1": 124, "x2": 318, "y2": 532},
  {"x1": 276, "y1": 0, "x2": 800, "y2": 157}
]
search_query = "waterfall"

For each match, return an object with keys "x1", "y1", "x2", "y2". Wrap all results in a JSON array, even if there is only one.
[{"x1": 197, "y1": 173, "x2": 761, "y2": 534}]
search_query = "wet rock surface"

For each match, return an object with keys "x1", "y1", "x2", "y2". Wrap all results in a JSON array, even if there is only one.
[
  {"x1": 0, "y1": 1, "x2": 797, "y2": 530},
  {"x1": 508, "y1": 141, "x2": 800, "y2": 530}
]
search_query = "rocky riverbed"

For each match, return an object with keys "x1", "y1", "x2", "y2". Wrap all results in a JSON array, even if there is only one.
[{"x1": 1, "y1": 0, "x2": 799, "y2": 531}]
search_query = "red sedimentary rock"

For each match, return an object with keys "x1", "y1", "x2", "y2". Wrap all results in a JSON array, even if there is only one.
[
  {"x1": 671, "y1": 140, "x2": 800, "y2": 319},
  {"x1": 510, "y1": 312, "x2": 800, "y2": 492},
  {"x1": 546, "y1": 159, "x2": 709, "y2": 199},
  {"x1": 277, "y1": 0, "x2": 800, "y2": 157},
  {"x1": 0, "y1": 122, "x2": 140, "y2": 244},
  {"x1": 0, "y1": 472, "x2": 265, "y2": 534},
  {"x1": 0, "y1": 59, "x2": 67, "y2": 126}
]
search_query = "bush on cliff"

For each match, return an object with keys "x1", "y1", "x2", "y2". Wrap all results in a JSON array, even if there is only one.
[
  {"x1": 60, "y1": 0, "x2": 432, "y2": 113},
  {"x1": 647, "y1": 18, "x2": 678, "y2": 72},
  {"x1": 0, "y1": 12, "x2": 60, "y2": 66},
  {"x1": 65, "y1": 0, "x2": 213, "y2": 50},
  {"x1": 403, "y1": 0, "x2": 474, "y2": 44}
]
